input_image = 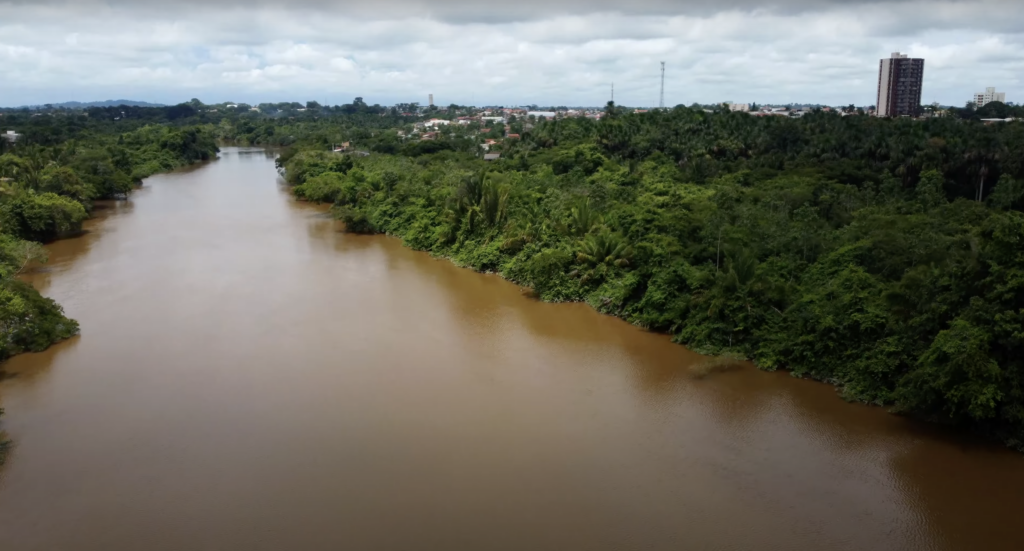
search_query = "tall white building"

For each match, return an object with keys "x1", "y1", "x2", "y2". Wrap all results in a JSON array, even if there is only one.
[{"x1": 974, "y1": 87, "x2": 1006, "y2": 108}]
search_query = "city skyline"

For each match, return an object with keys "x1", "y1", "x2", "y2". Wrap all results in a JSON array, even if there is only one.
[{"x1": 1, "y1": 0, "x2": 1022, "y2": 107}]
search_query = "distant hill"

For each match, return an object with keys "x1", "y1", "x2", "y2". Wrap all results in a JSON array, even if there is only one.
[{"x1": 12, "y1": 100, "x2": 167, "y2": 110}]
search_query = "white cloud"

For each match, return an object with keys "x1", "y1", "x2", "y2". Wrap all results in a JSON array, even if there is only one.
[{"x1": 0, "y1": 1, "x2": 1022, "y2": 107}]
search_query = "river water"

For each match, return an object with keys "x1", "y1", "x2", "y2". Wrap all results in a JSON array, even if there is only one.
[{"x1": 0, "y1": 148, "x2": 1022, "y2": 551}]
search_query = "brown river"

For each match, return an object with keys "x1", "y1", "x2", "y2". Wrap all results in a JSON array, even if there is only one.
[{"x1": 1, "y1": 147, "x2": 1022, "y2": 551}]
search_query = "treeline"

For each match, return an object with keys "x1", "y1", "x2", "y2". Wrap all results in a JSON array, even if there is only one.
[
  {"x1": 0, "y1": 122, "x2": 218, "y2": 362},
  {"x1": 280, "y1": 105, "x2": 1024, "y2": 449},
  {"x1": 948, "y1": 101, "x2": 1024, "y2": 121}
]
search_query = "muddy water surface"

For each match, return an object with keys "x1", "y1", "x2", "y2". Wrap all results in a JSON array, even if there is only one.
[{"x1": 1, "y1": 148, "x2": 1022, "y2": 551}]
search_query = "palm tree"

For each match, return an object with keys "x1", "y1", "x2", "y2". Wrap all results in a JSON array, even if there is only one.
[
  {"x1": 479, "y1": 177, "x2": 509, "y2": 228},
  {"x1": 963, "y1": 129, "x2": 1006, "y2": 202},
  {"x1": 566, "y1": 197, "x2": 602, "y2": 237},
  {"x1": 443, "y1": 172, "x2": 509, "y2": 238},
  {"x1": 576, "y1": 228, "x2": 632, "y2": 267},
  {"x1": 502, "y1": 201, "x2": 547, "y2": 251}
]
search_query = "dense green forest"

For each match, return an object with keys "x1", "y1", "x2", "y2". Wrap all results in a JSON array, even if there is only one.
[
  {"x1": 266, "y1": 104, "x2": 1024, "y2": 449},
  {"x1": 0, "y1": 113, "x2": 218, "y2": 369}
]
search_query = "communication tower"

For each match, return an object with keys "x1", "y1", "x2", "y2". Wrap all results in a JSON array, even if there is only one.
[{"x1": 659, "y1": 62, "x2": 665, "y2": 109}]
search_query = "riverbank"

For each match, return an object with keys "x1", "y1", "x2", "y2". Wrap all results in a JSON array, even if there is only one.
[
  {"x1": 357, "y1": 223, "x2": 1024, "y2": 451},
  {"x1": 0, "y1": 127, "x2": 220, "y2": 367},
  {"x1": 277, "y1": 147, "x2": 1024, "y2": 452}
]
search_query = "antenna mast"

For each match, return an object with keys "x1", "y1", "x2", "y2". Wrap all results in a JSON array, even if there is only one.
[
  {"x1": 659, "y1": 62, "x2": 665, "y2": 109},
  {"x1": 611, "y1": 82, "x2": 614, "y2": 103}
]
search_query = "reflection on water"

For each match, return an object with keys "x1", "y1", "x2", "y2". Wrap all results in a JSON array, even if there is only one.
[{"x1": 0, "y1": 148, "x2": 1022, "y2": 551}]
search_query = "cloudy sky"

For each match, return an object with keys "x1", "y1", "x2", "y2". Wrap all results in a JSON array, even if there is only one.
[{"x1": 1, "y1": 0, "x2": 1022, "y2": 107}]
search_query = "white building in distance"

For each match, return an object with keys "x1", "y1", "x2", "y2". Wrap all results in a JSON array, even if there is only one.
[
  {"x1": 974, "y1": 87, "x2": 1006, "y2": 108},
  {"x1": 728, "y1": 103, "x2": 750, "y2": 112},
  {"x1": 527, "y1": 111, "x2": 557, "y2": 119}
]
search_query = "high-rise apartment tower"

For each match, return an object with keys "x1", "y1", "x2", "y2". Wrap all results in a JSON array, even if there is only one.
[
  {"x1": 974, "y1": 87, "x2": 1006, "y2": 108},
  {"x1": 875, "y1": 52, "x2": 925, "y2": 117}
]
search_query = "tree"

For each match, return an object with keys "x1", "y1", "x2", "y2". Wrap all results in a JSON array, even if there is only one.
[
  {"x1": 977, "y1": 101, "x2": 1012, "y2": 119},
  {"x1": 0, "y1": 234, "x2": 47, "y2": 278},
  {"x1": 964, "y1": 131, "x2": 1006, "y2": 202},
  {"x1": 899, "y1": 319, "x2": 1003, "y2": 421},
  {"x1": 988, "y1": 175, "x2": 1024, "y2": 210},
  {"x1": 576, "y1": 227, "x2": 632, "y2": 267},
  {"x1": 0, "y1": 191, "x2": 88, "y2": 242},
  {"x1": 39, "y1": 166, "x2": 93, "y2": 204},
  {"x1": 916, "y1": 169, "x2": 946, "y2": 209},
  {"x1": 566, "y1": 197, "x2": 602, "y2": 237}
]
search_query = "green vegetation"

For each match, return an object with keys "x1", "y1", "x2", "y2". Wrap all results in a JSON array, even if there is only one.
[
  {"x1": 275, "y1": 104, "x2": 1024, "y2": 449},
  {"x1": 0, "y1": 116, "x2": 218, "y2": 364}
]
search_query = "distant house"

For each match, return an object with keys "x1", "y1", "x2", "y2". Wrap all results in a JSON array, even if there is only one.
[
  {"x1": 333, "y1": 141, "x2": 351, "y2": 152},
  {"x1": 484, "y1": 153, "x2": 501, "y2": 161},
  {"x1": 2, "y1": 130, "x2": 20, "y2": 143},
  {"x1": 506, "y1": 133, "x2": 520, "y2": 139},
  {"x1": 527, "y1": 111, "x2": 556, "y2": 118},
  {"x1": 421, "y1": 132, "x2": 438, "y2": 141}
]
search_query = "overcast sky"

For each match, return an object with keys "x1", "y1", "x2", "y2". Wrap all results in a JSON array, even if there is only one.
[{"x1": 1, "y1": 0, "x2": 1021, "y2": 107}]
